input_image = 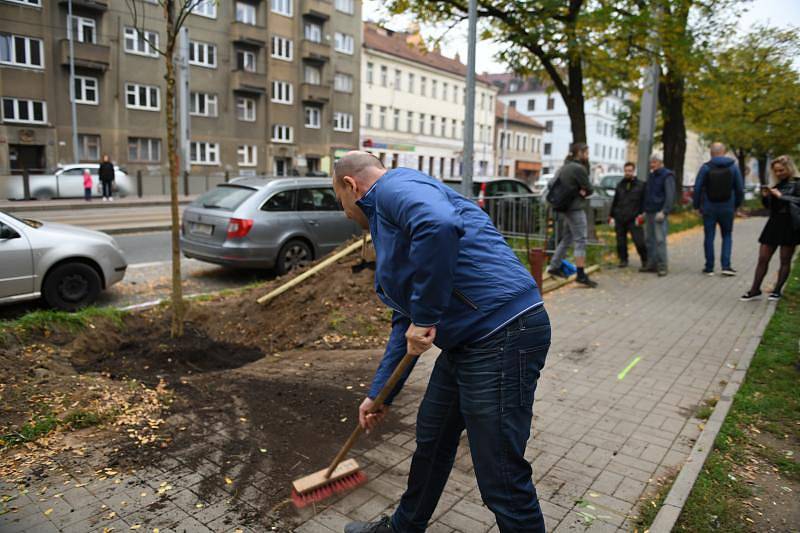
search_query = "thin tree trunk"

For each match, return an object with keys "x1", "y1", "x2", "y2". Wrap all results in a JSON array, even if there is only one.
[
  {"x1": 757, "y1": 153, "x2": 768, "y2": 185},
  {"x1": 565, "y1": 60, "x2": 587, "y2": 145},
  {"x1": 736, "y1": 148, "x2": 747, "y2": 182},
  {"x1": 164, "y1": 1, "x2": 183, "y2": 337},
  {"x1": 658, "y1": 71, "x2": 687, "y2": 197}
]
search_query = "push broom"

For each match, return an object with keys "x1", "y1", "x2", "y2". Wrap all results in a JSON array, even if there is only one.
[{"x1": 291, "y1": 351, "x2": 419, "y2": 507}]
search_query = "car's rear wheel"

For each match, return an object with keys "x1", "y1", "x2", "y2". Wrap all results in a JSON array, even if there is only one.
[
  {"x1": 42, "y1": 262, "x2": 102, "y2": 311},
  {"x1": 276, "y1": 239, "x2": 312, "y2": 275}
]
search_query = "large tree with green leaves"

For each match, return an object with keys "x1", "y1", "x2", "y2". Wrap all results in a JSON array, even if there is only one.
[{"x1": 687, "y1": 26, "x2": 800, "y2": 183}]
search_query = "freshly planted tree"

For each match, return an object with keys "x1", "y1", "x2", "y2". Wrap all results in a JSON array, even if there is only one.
[{"x1": 125, "y1": 0, "x2": 209, "y2": 336}]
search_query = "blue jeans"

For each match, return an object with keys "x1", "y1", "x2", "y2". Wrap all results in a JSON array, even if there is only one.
[
  {"x1": 702, "y1": 206, "x2": 734, "y2": 270},
  {"x1": 392, "y1": 305, "x2": 551, "y2": 533}
]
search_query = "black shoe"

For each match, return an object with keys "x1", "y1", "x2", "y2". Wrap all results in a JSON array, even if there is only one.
[
  {"x1": 345, "y1": 516, "x2": 394, "y2": 533},
  {"x1": 740, "y1": 290, "x2": 762, "y2": 301},
  {"x1": 547, "y1": 267, "x2": 567, "y2": 279},
  {"x1": 721, "y1": 268, "x2": 737, "y2": 277},
  {"x1": 702, "y1": 268, "x2": 714, "y2": 276},
  {"x1": 576, "y1": 275, "x2": 598, "y2": 288},
  {"x1": 768, "y1": 291, "x2": 781, "y2": 301},
  {"x1": 639, "y1": 265, "x2": 657, "y2": 273},
  {"x1": 617, "y1": 261, "x2": 628, "y2": 268}
]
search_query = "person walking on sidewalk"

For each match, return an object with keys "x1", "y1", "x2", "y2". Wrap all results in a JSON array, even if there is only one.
[
  {"x1": 641, "y1": 155, "x2": 676, "y2": 276},
  {"x1": 83, "y1": 168, "x2": 93, "y2": 202},
  {"x1": 333, "y1": 152, "x2": 551, "y2": 533},
  {"x1": 98, "y1": 154, "x2": 115, "y2": 202},
  {"x1": 610, "y1": 162, "x2": 647, "y2": 268},
  {"x1": 741, "y1": 155, "x2": 800, "y2": 302},
  {"x1": 693, "y1": 142, "x2": 744, "y2": 276},
  {"x1": 546, "y1": 142, "x2": 598, "y2": 287}
]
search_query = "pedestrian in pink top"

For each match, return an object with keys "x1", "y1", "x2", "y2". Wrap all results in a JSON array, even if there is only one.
[{"x1": 83, "y1": 168, "x2": 93, "y2": 201}]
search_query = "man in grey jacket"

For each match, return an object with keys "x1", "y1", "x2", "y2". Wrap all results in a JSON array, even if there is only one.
[{"x1": 547, "y1": 143, "x2": 597, "y2": 287}]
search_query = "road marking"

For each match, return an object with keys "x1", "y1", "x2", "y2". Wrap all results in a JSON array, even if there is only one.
[{"x1": 617, "y1": 356, "x2": 641, "y2": 380}]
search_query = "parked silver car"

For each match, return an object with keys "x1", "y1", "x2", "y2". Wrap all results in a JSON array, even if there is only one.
[
  {"x1": 0, "y1": 211, "x2": 127, "y2": 310},
  {"x1": 2, "y1": 164, "x2": 133, "y2": 200},
  {"x1": 180, "y1": 177, "x2": 362, "y2": 274}
]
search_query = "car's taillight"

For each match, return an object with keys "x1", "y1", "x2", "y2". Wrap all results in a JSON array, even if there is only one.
[
  {"x1": 226, "y1": 218, "x2": 253, "y2": 239},
  {"x1": 478, "y1": 182, "x2": 487, "y2": 208}
]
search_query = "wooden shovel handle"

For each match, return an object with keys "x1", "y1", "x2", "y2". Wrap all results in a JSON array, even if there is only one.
[{"x1": 325, "y1": 352, "x2": 419, "y2": 478}]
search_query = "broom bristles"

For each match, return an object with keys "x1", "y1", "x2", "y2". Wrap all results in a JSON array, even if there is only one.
[{"x1": 291, "y1": 470, "x2": 368, "y2": 508}]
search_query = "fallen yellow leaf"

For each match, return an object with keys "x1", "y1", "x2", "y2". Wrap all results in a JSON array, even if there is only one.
[
  {"x1": 225, "y1": 477, "x2": 233, "y2": 485},
  {"x1": 44, "y1": 508, "x2": 53, "y2": 516}
]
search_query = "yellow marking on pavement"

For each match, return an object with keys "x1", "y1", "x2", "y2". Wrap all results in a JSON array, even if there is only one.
[{"x1": 617, "y1": 356, "x2": 641, "y2": 380}]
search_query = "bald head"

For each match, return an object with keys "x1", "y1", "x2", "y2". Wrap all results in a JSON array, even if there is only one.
[
  {"x1": 333, "y1": 151, "x2": 385, "y2": 187},
  {"x1": 710, "y1": 142, "x2": 726, "y2": 157}
]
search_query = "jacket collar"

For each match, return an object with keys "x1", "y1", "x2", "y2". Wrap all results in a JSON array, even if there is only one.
[{"x1": 355, "y1": 173, "x2": 386, "y2": 216}]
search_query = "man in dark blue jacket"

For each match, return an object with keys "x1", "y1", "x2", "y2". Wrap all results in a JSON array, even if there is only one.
[
  {"x1": 692, "y1": 143, "x2": 744, "y2": 276},
  {"x1": 333, "y1": 152, "x2": 551, "y2": 533},
  {"x1": 642, "y1": 155, "x2": 676, "y2": 276}
]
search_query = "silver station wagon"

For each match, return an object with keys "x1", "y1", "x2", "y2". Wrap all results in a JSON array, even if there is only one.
[{"x1": 180, "y1": 177, "x2": 362, "y2": 274}]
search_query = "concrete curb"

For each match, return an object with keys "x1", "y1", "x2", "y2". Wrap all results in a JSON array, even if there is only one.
[
  {"x1": 0, "y1": 198, "x2": 194, "y2": 212},
  {"x1": 101, "y1": 224, "x2": 172, "y2": 235},
  {"x1": 648, "y1": 299, "x2": 777, "y2": 532}
]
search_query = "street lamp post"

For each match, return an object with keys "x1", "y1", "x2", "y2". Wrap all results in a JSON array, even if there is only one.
[
  {"x1": 461, "y1": 0, "x2": 478, "y2": 198},
  {"x1": 67, "y1": 0, "x2": 79, "y2": 162}
]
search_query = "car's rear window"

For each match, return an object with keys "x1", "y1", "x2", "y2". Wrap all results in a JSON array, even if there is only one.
[{"x1": 195, "y1": 185, "x2": 256, "y2": 211}]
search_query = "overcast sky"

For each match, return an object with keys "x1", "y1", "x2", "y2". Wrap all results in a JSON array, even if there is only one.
[{"x1": 362, "y1": 0, "x2": 800, "y2": 74}]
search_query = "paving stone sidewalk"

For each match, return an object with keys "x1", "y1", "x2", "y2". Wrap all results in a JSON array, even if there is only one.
[{"x1": 0, "y1": 217, "x2": 778, "y2": 532}]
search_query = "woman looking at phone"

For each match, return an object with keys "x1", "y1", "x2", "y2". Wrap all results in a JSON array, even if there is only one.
[{"x1": 741, "y1": 155, "x2": 800, "y2": 301}]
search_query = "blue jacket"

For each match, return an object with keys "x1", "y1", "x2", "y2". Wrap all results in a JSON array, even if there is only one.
[
  {"x1": 644, "y1": 167, "x2": 677, "y2": 214},
  {"x1": 692, "y1": 156, "x2": 744, "y2": 211},
  {"x1": 357, "y1": 168, "x2": 542, "y2": 403}
]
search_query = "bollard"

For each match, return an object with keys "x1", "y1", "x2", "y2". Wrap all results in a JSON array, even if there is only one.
[
  {"x1": 137, "y1": 170, "x2": 143, "y2": 198},
  {"x1": 224, "y1": 170, "x2": 229, "y2": 183},
  {"x1": 183, "y1": 170, "x2": 189, "y2": 197},
  {"x1": 22, "y1": 168, "x2": 31, "y2": 200},
  {"x1": 528, "y1": 247, "x2": 546, "y2": 291}
]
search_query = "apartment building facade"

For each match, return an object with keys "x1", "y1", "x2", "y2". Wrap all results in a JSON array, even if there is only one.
[
  {"x1": 487, "y1": 74, "x2": 627, "y2": 178},
  {"x1": 0, "y1": 0, "x2": 360, "y2": 177},
  {"x1": 495, "y1": 101, "x2": 544, "y2": 183},
  {"x1": 360, "y1": 22, "x2": 497, "y2": 179}
]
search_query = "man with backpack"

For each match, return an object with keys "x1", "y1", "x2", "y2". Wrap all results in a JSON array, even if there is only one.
[
  {"x1": 693, "y1": 142, "x2": 744, "y2": 275},
  {"x1": 546, "y1": 143, "x2": 597, "y2": 287}
]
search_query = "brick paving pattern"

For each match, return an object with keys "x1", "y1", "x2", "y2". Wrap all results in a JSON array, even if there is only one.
[{"x1": 0, "y1": 217, "x2": 777, "y2": 532}]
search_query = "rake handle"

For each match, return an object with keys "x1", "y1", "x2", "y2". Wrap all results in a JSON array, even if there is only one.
[{"x1": 325, "y1": 351, "x2": 419, "y2": 478}]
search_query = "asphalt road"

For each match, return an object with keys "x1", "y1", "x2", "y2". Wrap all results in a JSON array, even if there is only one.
[{"x1": 0, "y1": 231, "x2": 275, "y2": 319}]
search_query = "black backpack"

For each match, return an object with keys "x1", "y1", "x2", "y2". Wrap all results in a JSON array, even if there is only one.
[
  {"x1": 705, "y1": 165, "x2": 734, "y2": 202},
  {"x1": 546, "y1": 173, "x2": 578, "y2": 212}
]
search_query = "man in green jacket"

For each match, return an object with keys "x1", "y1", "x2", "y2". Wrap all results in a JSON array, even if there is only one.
[{"x1": 547, "y1": 143, "x2": 598, "y2": 287}]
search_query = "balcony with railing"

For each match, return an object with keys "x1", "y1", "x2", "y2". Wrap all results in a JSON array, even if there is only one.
[
  {"x1": 300, "y1": 82, "x2": 331, "y2": 103},
  {"x1": 232, "y1": 70, "x2": 268, "y2": 94},
  {"x1": 230, "y1": 22, "x2": 267, "y2": 47}
]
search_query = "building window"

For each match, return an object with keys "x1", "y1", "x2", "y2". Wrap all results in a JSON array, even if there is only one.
[
  {"x1": 271, "y1": 36, "x2": 293, "y2": 61},
  {"x1": 544, "y1": 143, "x2": 551, "y2": 155},
  {"x1": 271, "y1": 124, "x2": 293, "y2": 143},
  {"x1": 189, "y1": 92, "x2": 218, "y2": 117},
  {"x1": 271, "y1": 80, "x2": 293, "y2": 104},
  {"x1": 431, "y1": 80, "x2": 439, "y2": 99},
  {"x1": 0, "y1": 34, "x2": 44, "y2": 68},
  {"x1": 334, "y1": 32, "x2": 354, "y2": 54},
  {"x1": 531, "y1": 136, "x2": 537, "y2": 153},
  {"x1": 508, "y1": 99, "x2": 516, "y2": 108},
  {"x1": 334, "y1": 0, "x2": 354, "y2": 14},
  {"x1": 190, "y1": 141, "x2": 220, "y2": 165},
  {"x1": 238, "y1": 145, "x2": 257, "y2": 166},
  {"x1": 378, "y1": 106, "x2": 387, "y2": 129},
  {"x1": 334, "y1": 73, "x2": 353, "y2": 93},
  {"x1": 74, "y1": 76, "x2": 98, "y2": 105},
  {"x1": 333, "y1": 112, "x2": 353, "y2": 132},
  {"x1": 405, "y1": 110, "x2": 413, "y2": 132},
  {"x1": 547, "y1": 96, "x2": 555, "y2": 110},
  {"x1": 236, "y1": 2, "x2": 257, "y2": 25},
  {"x1": 236, "y1": 49, "x2": 256, "y2": 72},
  {"x1": 304, "y1": 21, "x2": 322, "y2": 43},
  {"x1": 125, "y1": 83, "x2": 160, "y2": 111},
  {"x1": 364, "y1": 104, "x2": 373, "y2": 127},
  {"x1": 522, "y1": 135, "x2": 527, "y2": 152},
  {"x1": 366, "y1": 62, "x2": 373, "y2": 84},
  {"x1": 453, "y1": 85, "x2": 458, "y2": 103},
  {"x1": 442, "y1": 82, "x2": 448, "y2": 101},
  {"x1": 304, "y1": 106, "x2": 321, "y2": 128},
  {"x1": 429, "y1": 114, "x2": 435, "y2": 135},
  {"x1": 4, "y1": 0, "x2": 42, "y2": 5},
  {"x1": 420, "y1": 76, "x2": 426, "y2": 96},
  {"x1": 407, "y1": 72, "x2": 415, "y2": 93},
  {"x1": 128, "y1": 137, "x2": 161, "y2": 162},
  {"x1": 1, "y1": 97, "x2": 46, "y2": 124},
  {"x1": 393, "y1": 109, "x2": 400, "y2": 130},
  {"x1": 68, "y1": 15, "x2": 96, "y2": 44},
  {"x1": 78, "y1": 134, "x2": 100, "y2": 161},
  {"x1": 379, "y1": 65, "x2": 387, "y2": 87},
  {"x1": 527, "y1": 98, "x2": 535, "y2": 111},
  {"x1": 545, "y1": 120, "x2": 553, "y2": 132},
  {"x1": 479, "y1": 125, "x2": 484, "y2": 143},
  {"x1": 394, "y1": 69, "x2": 401, "y2": 90},
  {"x1": 451, "y1": 118, "x2": 456, "y2": 138},
  {"x1": 123, "y1": 27, "x2": 158, "y2": 57},
  {"x1": 271, "y1": 0, "x2": 292, "y2": 16},
  {"x1": 596, "y1": 121, "x2": 603, "y2": 134},
  {"x1": 479, "y1": 92, "x2": 484, "y2": 109},
  {"x1": 418, "y1": 113, "x2": 425, "y2": 134},
  {"x1": 189, "y1": 40, "x2": 217, "y2": 68},
  {"x1": 304, "y1": 64, "x2": 321, "y2": 85},
  {"x1": 192, "y1": 0, "x2": 217, "y2": 18},
  {"x1": 236, "y1": 96, "x2": 256, "y2": 121}
]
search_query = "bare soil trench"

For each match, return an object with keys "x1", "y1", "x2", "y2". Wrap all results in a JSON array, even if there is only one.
[{"x1": 1, "y1": 250, "x2": 410, "y2": 529}]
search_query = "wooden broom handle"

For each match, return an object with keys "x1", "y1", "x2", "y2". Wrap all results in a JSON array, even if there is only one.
[{"x1": 325, "y1": 352, "x2": 419, "y2": 478}]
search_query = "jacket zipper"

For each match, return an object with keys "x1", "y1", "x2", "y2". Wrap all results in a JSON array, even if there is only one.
[
  {"x1": 379, "y1": 284, "x2": 410, "y2": 318},
  {"x1": 453, "y1": 288, "x2": 479, "y2": 310}
]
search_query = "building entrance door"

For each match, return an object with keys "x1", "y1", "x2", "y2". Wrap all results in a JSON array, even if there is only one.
[{"x1": 9, "y1": 144, "x2": 45, "y2": 174}]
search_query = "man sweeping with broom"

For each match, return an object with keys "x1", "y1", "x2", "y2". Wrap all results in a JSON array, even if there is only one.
[{"x1": 332, "y1": 152, "x2": 551, "y2": 533}]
